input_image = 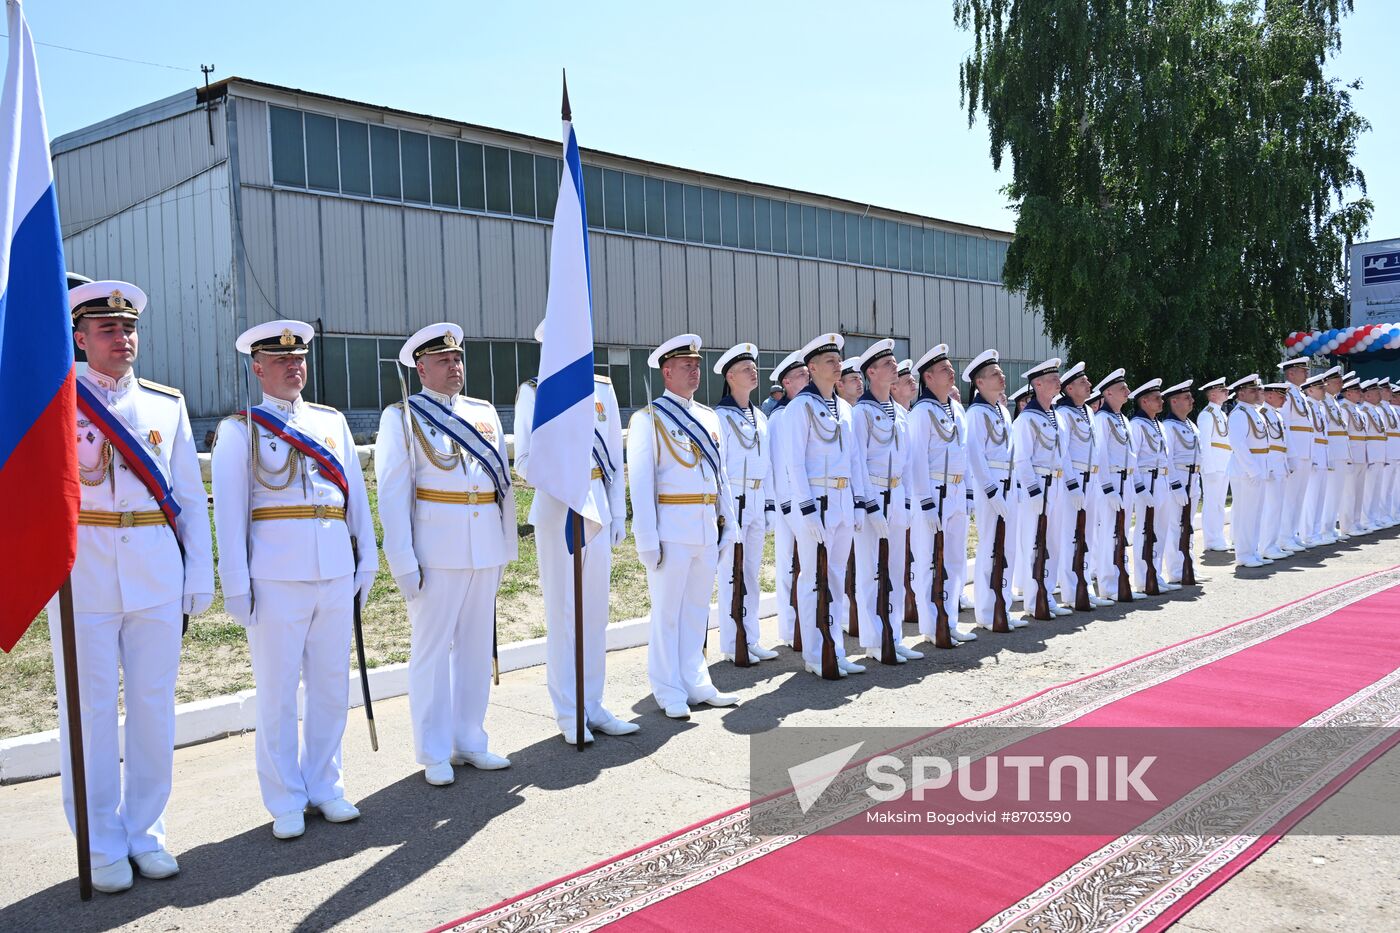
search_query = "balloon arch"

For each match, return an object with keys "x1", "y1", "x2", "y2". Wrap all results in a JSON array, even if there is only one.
[{"x1": 1284, "y1": 322, "x2": 1400, "y2": 357}]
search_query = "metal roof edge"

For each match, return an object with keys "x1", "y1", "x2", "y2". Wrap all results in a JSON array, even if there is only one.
[{"x1": 51, "y1": 88, "x2": 201, "y2": 155}]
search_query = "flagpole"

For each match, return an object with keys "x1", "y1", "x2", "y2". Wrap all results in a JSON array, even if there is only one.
[
  {"x1": 57, "y1": 577, "x2": 92, "y2": 900},
  {"x1": 572, "y1": 511, "x2": 585, "y2": 751}
]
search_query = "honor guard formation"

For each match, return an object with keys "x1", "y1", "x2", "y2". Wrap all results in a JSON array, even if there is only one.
[{"x1": 49, "y1": 276, "x2": 1400, "y2": 893}]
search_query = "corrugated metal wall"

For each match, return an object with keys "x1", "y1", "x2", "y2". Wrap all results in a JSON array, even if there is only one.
[{"x1": 56, "y1": 87, "x2": 1056, "y2": 424}]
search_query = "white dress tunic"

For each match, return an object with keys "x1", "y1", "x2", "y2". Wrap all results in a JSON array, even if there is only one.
[
  {"x1": 906, "y1": 390, "x2": 967, "y2": 635},
  {"x1": 714, "y1": 395, "x2": 774, "y2": 656},
  {"x1": 853, "y1": 391, "x2": 915, "y2": 648}
]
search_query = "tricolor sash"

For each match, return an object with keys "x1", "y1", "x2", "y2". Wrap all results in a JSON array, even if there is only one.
[
  {"x1": 246, "y1": 405, "x2": 349, "y2": 499},
  {"x1": 592, "y1": 428, "x2": 616, "y2": 487},
  {"x1": 75, "y1": 377, "x2": 183, "y2": 537},
  {"x1": 407, "y1": 394, "x2": 511, "y2": 497},
  {"x1": 651, "y1": 395, "x2": 721, "y2": 480}
]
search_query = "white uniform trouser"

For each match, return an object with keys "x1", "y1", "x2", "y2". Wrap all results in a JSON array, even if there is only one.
[
  {"x1": 1367, "y1": 462, "x2": 1386, "y2": 525},
  {"x1": 1230, "y1": 475, "x2": 1265, "y2": 564},
  {"x1": 911, "y1": 491, "x2": 967, "y2": 638},
  {"x1": 1014, "y1": 478, "x2": 1064, "y2": 611},
  {"x1": 795, "y1": 517, "x2": 854, "y2": 669},
  {"x1": 407, "y1": 566, "x2": 500, "y2": 764},
  {"x1": 854, "y1": 510, "x2": 909, "y2": 651},
  {"x1": 1301, "y1": 464, "x2": 1325, "y2": 541},
  {"x1": 1343, "y1": 463, "x2": 1366, "y2": 533},
  {"x1": 1259, "y1": 474, "x2": 1284, "y2": 554},
  {"x1": 773, "y1": 510, "x2": 799, "y2": 644},
  {"x1": 538, "y1": 504, "x2": 614, "y2": 736},
  {"x1": 1161, "y1": 490, "x2": 1192, "y2": 582},
  {"x1": 971, "y1": 480, "x2": 1014, "y2": 625},
  {"x1": 1054, "y1": 479, "x2": 1094, "y2": 601},
  {"x1": 1130, "y1": 476, "x2": 1169, "y2": 591},
  {"x1": 1200, "y1": 471, "x2": 1229, "y2": 550},
  {"x1": 1093, "y1": 475, "x2": 1133, "y2": 596},
  {"x1": 717, "y1": 517, "x2": 765, "y2": 655},
  {"x1": 246, "y1": 575, "x2": 354, "y2": 818},
  {"x1": 46, "y1": 598, "x2": 181, "y2": 868},
  {"x1": 1283, "y1": 459, "x2": 1311, "y2": 547},
  {"x1": 1388, "y1": 462, "x2": 1400, "y2": 521},
  {"x1": 646, "y1": 541, "x2": 720, "y2": 709},
  {"x1": 1322, "y1": 466, "x2": 1347, "y2": 538}
]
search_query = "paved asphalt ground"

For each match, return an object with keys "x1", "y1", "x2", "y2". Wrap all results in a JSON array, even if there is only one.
[{"x1": 3, "y1": 534, "x2": 1399, "y2": 932}]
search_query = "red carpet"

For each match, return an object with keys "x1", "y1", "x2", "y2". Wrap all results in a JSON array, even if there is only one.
[{"x1": 433, "y1": 568, "x2": 1400, "y2": 933}]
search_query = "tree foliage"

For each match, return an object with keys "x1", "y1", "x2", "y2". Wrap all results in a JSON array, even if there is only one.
[{"x1": 955, "y1": 0, "x2": 1372, "y2": 382}]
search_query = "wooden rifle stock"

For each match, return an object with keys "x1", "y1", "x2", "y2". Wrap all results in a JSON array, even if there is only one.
[
  {"x1": 790, "y1": 548, "x2": 802, "y2": 653},
  {"x1": 731, "y1": 537, "x2": 750, "y2": 667},
  {"x1": 990, "y1": 513, "x2": 1010, "y2": 633},
  {"x1": 1179, "y1": 468, "x2": 1197, "y2": 586},
  {"x1": 878, "y1": 535, "x2": 896, "y2": 663},
  {"x1": 1032, "y1": 481, "x2": 1053, "y2": 620},
  {"x1": 846, "y1": 552, "x2": 858, "y2": 638},
  {"x1": 814, "y1": 534, "x2": 839, "y2": 679},
  {"x1": 1114, "y1": 469, "x2": 1133, "y2": 602},
  {"x1": 1072, "y1": 471, "x2": 1092, "y2": 611},
  {"x1": 902, "y1": 530, "x2": 917, "y2": 624},
  {"x1": 931, "y1": 528, "x2": 956, "y2": 647},
  {"x1": 1143, "y1": 470, "x2": 1160, "y2": 596}
]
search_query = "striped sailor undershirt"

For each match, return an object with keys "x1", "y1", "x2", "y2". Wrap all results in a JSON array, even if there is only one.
[
  {"x1": 825, "y1": 396, "x2": 839, "y2": 418},
  {"x1": 743, "y1": 405, "x2": 756, "y2": 427},
  {"x1": 882, "y1": 399, "x2": 896, "y2": 420}
]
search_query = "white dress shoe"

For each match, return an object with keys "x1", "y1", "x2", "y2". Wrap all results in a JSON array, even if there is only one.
[
  {"x1": 425, "y1": 760, "x2": 458, "y2": 784},
  {"x1": 591, "y1": 715, "x2": 640, "y2": 736},
  {"x1": 959, "y1": 594, "x2": 974, "y2": 610},
  {"x1": 748, "y1": 644, "x2": 780, "y2": 660},
  {"x1": 895, "y1": 643, "x2": 924, "y2": 659},
  {"x1": 869, "y1": 648, "x2": 907, "y2": 663},
  {"x1": 664, "y1": 704, "x2": 692, "y2": 719},
  {"x1": 560, "y1": 729, "x2": 595, "y2": 745},
  {"x1": 805, "y1": 662, "x2": 847, "y2": 678},
  {"x1": 721, "y1": 652, "x2": 759, "y2": 664},
  {"x1": 317, "y1": 798, "x2": 361, "y2": 823},
  {"x1": 1160, "y1": 581, "x2": 1181, "y2": 591},
  {"x1": 132, "y1": 849, "x2": 180, "y2": 880},
  {"x1": 1090, "y1": 596, "x2": 1115, "y2": 607},
  {"x1": 954, "y1": 626, "x2": 978, "y2": 641},
  {"x1": 1051, "y1": 606, "x2": 1072, "y2": 617},
  {"x1": 452, "y1": 750, "x2": 511, "y2": 770},
  {"x1": 704, "y1": 692, "x2": 740, "y2": 707},
  {"x1": 837, "y1": 656, "x2": 866, "y2": 674},
  {"x1": 272, "y1": 811, "x2": 305, "y2": 840},
  {"x1": 1237, "y1": 559, "x2": 1265, "y2": 569},
  {"x1": 91, "y1": 858, "x2": 134, "y2": 893},
  {"x1": 1010, "y1": 617, "x2": 1029, "y2": 629}
]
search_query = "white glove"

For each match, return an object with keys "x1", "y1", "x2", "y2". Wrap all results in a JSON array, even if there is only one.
[
  {"x1": 983, "y1": 485, "x2": 1008, "y2": 521},
  {"x1": 355, "y1": 570, "x2": 376, "y2": 612},
  {"x1": 225, "y1": 592, "x2": 254, "y2": 628},
  {"x1": 1171, "y1": 486, "x2": 1188, "y2": 509},
  {"x1": 639, "y1": 548, "x2": 662, "y2": 571},
  {"x1": 803, "y1": 513, "x2": 826, "y2": 546},
  {"x1": 183, "y1": 593, "x2": 213, "y2": 616},
  {"x1": 1102, "y1": 489, "x2": 1124, "y2": 513},
  {"x1": 865, "y1": 510, "x2": 889, "y2": 539},
  {"x1": 395, "y1": 569, "x2": 422, "y2": 602},
  {"x1": 924, "y1": 507, "x2": 942, "y2": 535},
  {"x1": 611, "y1": 521, "x2": 627, "y2": 548},
  {"x1": 1066, "y1": 487, "x2": 1086, "y2": 512}
]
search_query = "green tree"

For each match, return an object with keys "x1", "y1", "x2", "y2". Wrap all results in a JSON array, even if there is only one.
[{"x1": 955, "y1": 0, "x2": 1371, "y2": 382}]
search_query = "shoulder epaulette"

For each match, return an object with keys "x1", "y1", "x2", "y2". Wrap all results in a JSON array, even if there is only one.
[
  {"x1": 305, "y1": 401, "x2": 339, "y2": 412},
  {"x1": 692, "y1": 401, "x2": 713, "y2": 413},
  {"x1": 526, "y1": 377, "x2": 539, "y2": 388},
  {"x1": 594, "y1": 374, "x2": 610, "y2": 384},
  {"x1": 464, "y1": 395, "x2": 489, "y2": 405},
  {"x1": 137, "y1": 378, "x2": 181, "y2": 398}
]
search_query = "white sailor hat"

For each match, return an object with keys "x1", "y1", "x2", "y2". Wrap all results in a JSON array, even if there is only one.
[
  {"x1": 1086, "y1": 389, "x2": 1103, "y2": 405},
  {"x1": 896, "y1": 358, "x2": 913, "y2": 377},
  {"x1": 70, "y1": 279, "x2": 146, "y2": 324},
  {"x1": 1008, "y1": 384, "x2": 1030, "y2": 403},
  {"x1": 915, "y1": 343, "x2": 950, "y2": 375},
  {"x1": 1198, "y1": 377, "x2": 1227, "y2": 392},
  {"x1": 237, "y1": 319, "x2": 314, "y2": 356},
  {"x1": 798, "y1": 332, "x2": 844, "y2": 363},
  {"x1": 1162, "y1": 379, "x2": 1193, "y2": 398},
  {"x1": 840, "y1": 356, "x2": 860, "y2": 376},
  {"x1": 1321, "y1": 365, "x2": 1343, "y2": 380},
  {"x1": 400, "y1": 322, "x2": 465, "y2": 367},
  {"x1": 1228, "y1": 373, "x2": 1262, "y2": 391},
  {"x1": 1360, "y1": 377, "x2": 1379, "y2": 390},
  {"x1": 857, "y1": 339, "x2": 897, "y2": 372},
  {"x1": 714, "y1": 342, "x2": 759, "y2": 376},
  {"x1": 1060, "y1": 361, "x2": 1089, "y2": 387},
  {"x1": 771, "y1": 350, "x2": 806, "y2": 383},
  {"x1": 1094, "y1": 368, "x2": 1127, "y2": 394},
  {"x1": 962, "y1": 348, "x2": 1000, "y2": 383},
  {"x1": 1263, "y1": 382, "x2": 1288, "y2": 393},
  {"x1": 1128, "y1": 377, "x2": 1162, "y2": 400},
  {"x1": 1342, "y1": 375, "x2": 1360, "y2": 389},
  {"x1": 648, "y1": 333, "x2": 703, "y2": 369},
  {"x1": 1024, "y1": 357, "x2": 1062, "y2": 382},
  {"x1": 1302, "y1": 373, "x2": 1326, "y2": 388},
  {"x1": 1278, "y1": 355, "x2": 1310, "y2": 371}
]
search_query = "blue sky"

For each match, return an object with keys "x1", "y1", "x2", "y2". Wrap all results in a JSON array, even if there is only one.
[{"x1": 16, "y1": 0, "x2": 1398, "y2": 240}]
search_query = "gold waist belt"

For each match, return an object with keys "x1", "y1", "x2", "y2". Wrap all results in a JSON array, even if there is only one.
[
  {"x1": 658, "y1": 493, "x2": 718, "y2": 505},
  {"x1": 591, "y1": 467, "x2": 603, "y2": 480},
  {"x1": 1249, "y1": 448, "x2": 1269, "y2": 454},
  {"x1": 77, "y1": 509, "x2": 168, "y2": 528},
  {"x1": 416, "y1": 488, "x2": 498, "y2": 505},
  {"x1": 1288, "y1": 425, "x2": 1314, "y2": 433},
  {"x1": 1210, "y1": 442, "x2": 1232, "y2": 451},
  {"x1": 251, "y1": 505, "x2": 346, "y2": 522}
]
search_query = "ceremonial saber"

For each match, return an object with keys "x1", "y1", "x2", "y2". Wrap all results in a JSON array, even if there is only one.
[{"x1": 350, "y1": 536, "x2": 379, "y2": 752}]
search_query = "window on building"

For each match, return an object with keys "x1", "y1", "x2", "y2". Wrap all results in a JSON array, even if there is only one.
[
  {"x1": 644, "y1": 177, "x2": 665, "y2": 237},
  {"x1": 859, "y1": 215, "x2": 873, "y2": 265},
  {"x1": 347, "y1": 337, "x2": 380, "y2": 409},
  {"x1": 304, "y1": 112, "x2": 339, "y2": 192},
  {"x1": 582, "y1": 165, "x2": 603, "y2": 226},
  {"x1": 430, "y1": 137, "x2": 458, "y2": 208},
  {"x1": 400, "y1": 131, "x2": 430, "y2": 204},
  {"x1": 317, "y1": 336, "x2": 349, "y2": 409},
  {"x1": 516, "y1": 341, "x2": 541, "y2": 388},
  {"x1": 535, "y1": 156, "x2": 560, "y2": 219},
  {"x1": 338, "y1": 120, "x2": 371, "y2": 196},
  {"x1": 737, "y1": 194, "x2": 755, "y2": 250},
  {"x1": 720, "y1": 190, "x2": 738, "y2": 248},
  {"x1": 832, "y1": 210, "x2": 847, "y2": 262},
  {"x1": 270, "y1": 106, "x2": 306, "y2": 187},
  {"x1": 602, "y1": 168, "x2": 626, "y2": 231},
  {"x1": 702, "y1": 187, "x2": 721, "y2": 246},
  {"x1": 511, "y1": 150, "x2": 536, "y2": 218},
  {"x1": 934, "y1": 230, "x2": 949, "y2": 276},
  {"x1": 683, "y1": 185, "x2": 702, "y2": 242},
  {"x1": 771, "y1": 199, "x2": 789, "y2": 254},
  {"x1": 464, "y1": 340, "x2": 491, "y2": 399},
  {"x1": 898, "y1": 223, "x2": 912, "y2": 272},
  {"x1": 871, "y1": 218, "x2": 886, "y2": 266},
  {"x1": 624, "y1": 172, "x2": 646, "y2": 234},
  {"x1": 370, "y1": 125, "x2": 401, "y2": 199},
  {"x1": 490, "y1": 341, "x2": 518, "y2": 402},
  {"x1": 663, "y1": 180, "x2": 684, "y2": 240},
  {"x1": 484, "y1": 145, "x2": 511, "y2": 214},
  {"x1": 817, "y1": 207, "x2": 832, "y2": 260},
  {"x1": 458, "y1": 141, "x2": 485, "y2": 210},
  {"x1": 885, "y1": 221, "x2": 900, "y2": 271},
  {"x1": 955, "y1": 234, "x2": 968, "y2": 278},
  {"x1": 788, "y1": 203, "x2": 804, "y2": 256},
  {"x1": 755, "y1": 197, "x2": 773, "y2": 252}
]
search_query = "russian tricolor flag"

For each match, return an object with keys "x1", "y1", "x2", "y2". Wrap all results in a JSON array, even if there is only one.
[{"x1": 0, "y1": 0, "x2": 78, "y2": 652}]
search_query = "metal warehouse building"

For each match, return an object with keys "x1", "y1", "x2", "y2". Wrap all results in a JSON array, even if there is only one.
[{"x1": 51, "y1": 77, "x2": 1056, "y2": 443}]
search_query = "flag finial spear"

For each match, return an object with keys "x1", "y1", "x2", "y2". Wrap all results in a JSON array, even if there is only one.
[{"x1": 561, "y1": 69, "x2": 571, "y2": 122}]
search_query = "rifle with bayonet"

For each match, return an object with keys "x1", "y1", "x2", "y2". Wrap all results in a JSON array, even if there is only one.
[
  {"x1": 815, "y1": 458, "x2": 839, "y2": 679},
  {"x1": 990, "y1": 416, "x2": 1013, "y2": 633},
  {"x1": 731, "y1": 459, "x2": 751, "y2": 667},
  {"x1": 1178, "y1": 429, "x2": 1198, "y2": 587},
  {"x1": 1072, "y1": 408, "x2": 1094, "y2": 612},
  {"x1": 1113, "y1": 415, "x2": 1133, "y2": 602},
  {"x1": 877, "y1": 452, "x2": 897, "y2": 664},
  {"x1": 931, "y1": 444, "x2": 957, "y2": 647}
]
